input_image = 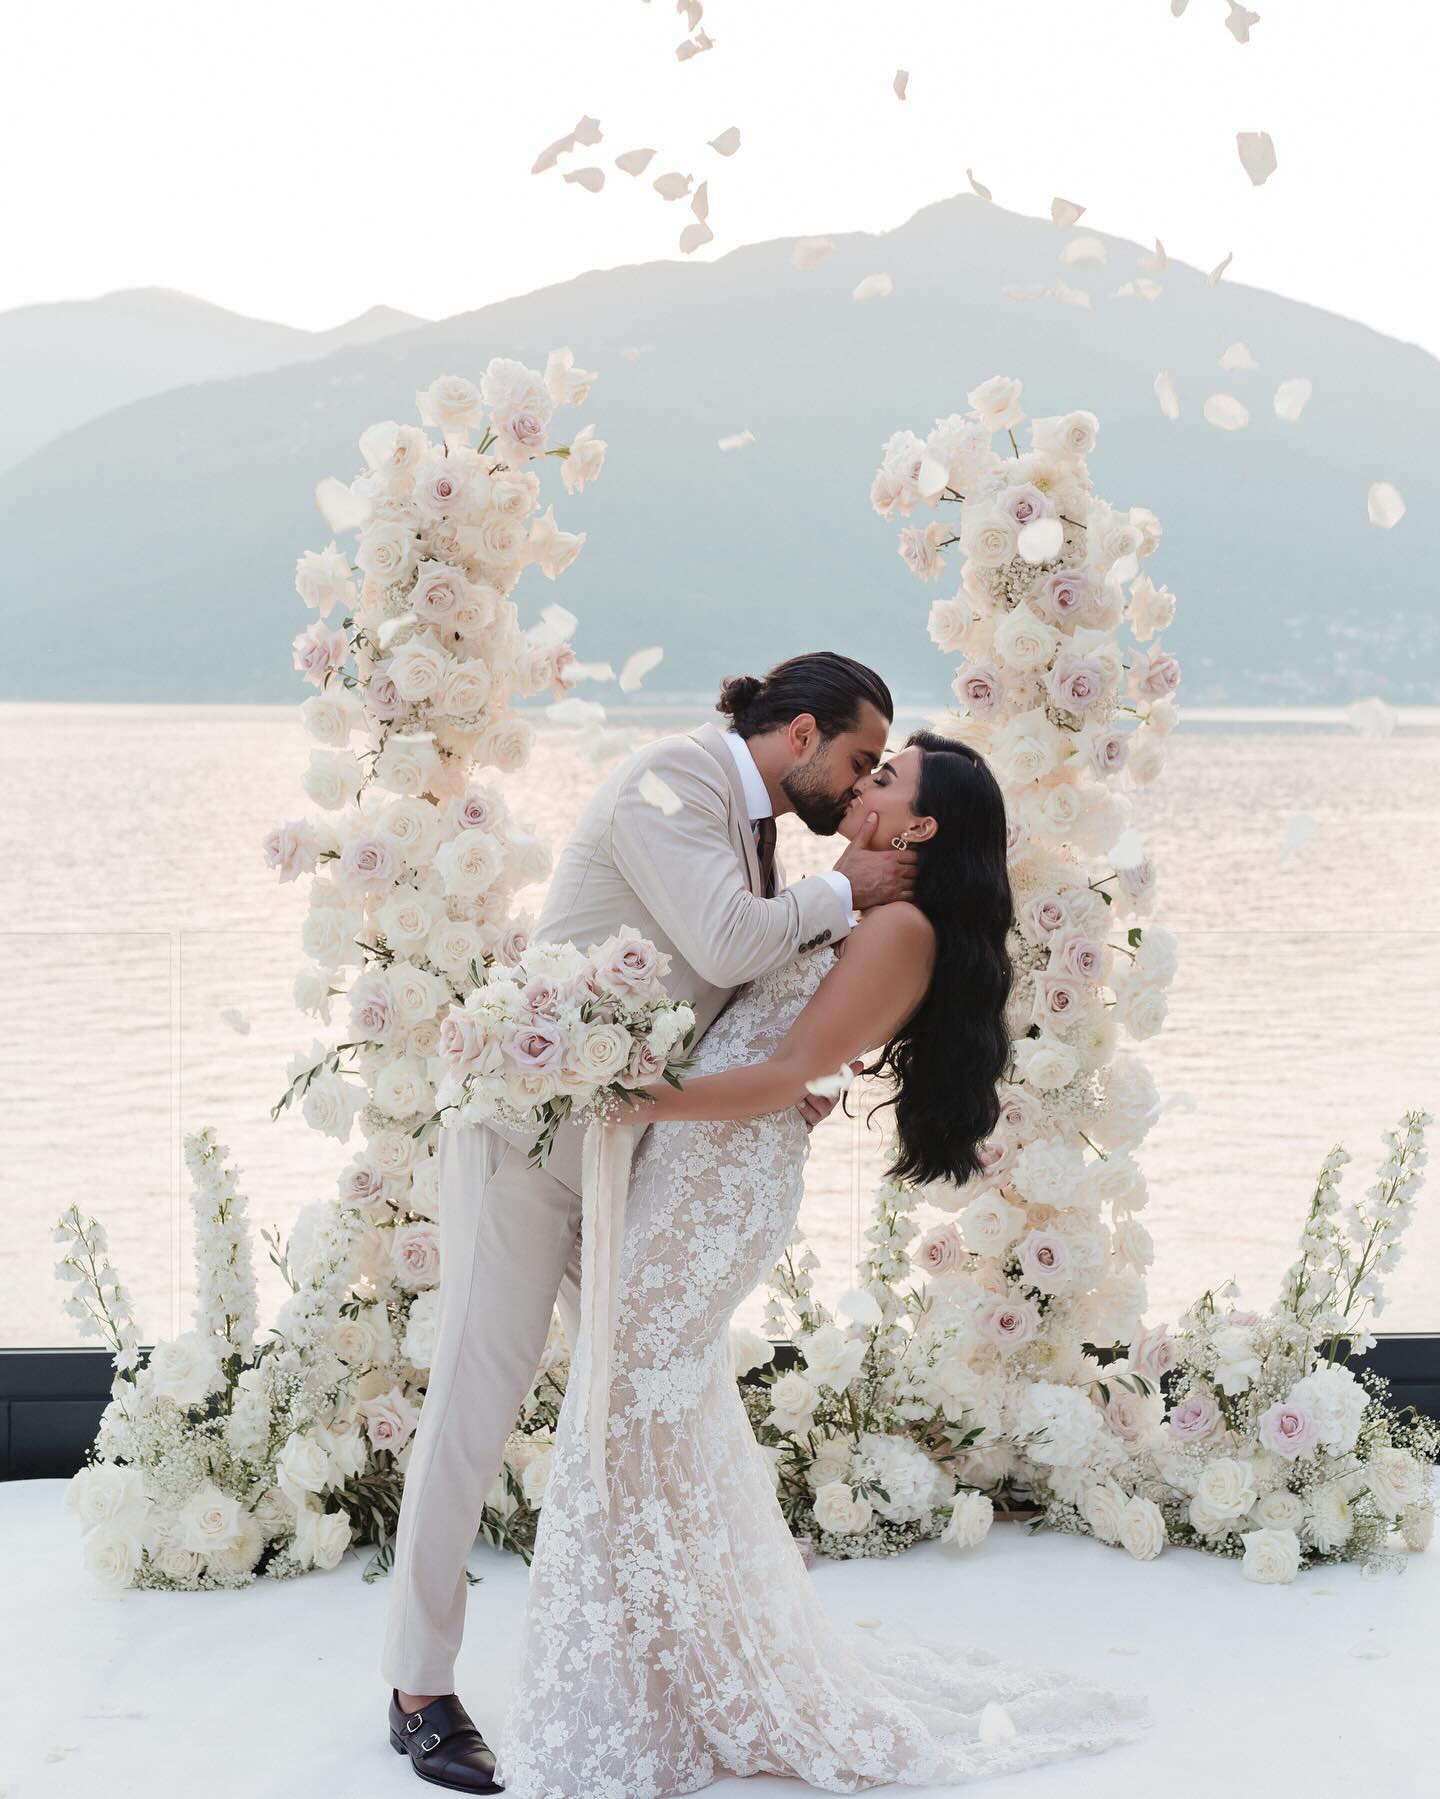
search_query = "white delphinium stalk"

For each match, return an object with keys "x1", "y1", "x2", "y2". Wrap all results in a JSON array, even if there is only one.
[{"x1": 183, "y1": 1127, "x2": 259, "y2": 1360}]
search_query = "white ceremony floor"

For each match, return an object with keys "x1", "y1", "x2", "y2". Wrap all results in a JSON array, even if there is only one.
[{"x1": 3, "y1": 1476, "x2": 1435, "y2": 1799}]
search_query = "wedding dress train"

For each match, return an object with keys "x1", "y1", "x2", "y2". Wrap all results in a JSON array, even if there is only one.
[{"x1": 494, "y1": 949, "x2": 1150, "y2": 1797}]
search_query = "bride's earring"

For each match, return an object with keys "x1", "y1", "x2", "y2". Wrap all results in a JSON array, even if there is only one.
[{"x1": 890, "y1": 831, "x2": 911, "y2": 850}]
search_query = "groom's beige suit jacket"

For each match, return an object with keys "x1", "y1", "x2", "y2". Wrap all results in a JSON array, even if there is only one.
[{"x1": 487, "y1": 719, "x2": 854, "y2": 1192}]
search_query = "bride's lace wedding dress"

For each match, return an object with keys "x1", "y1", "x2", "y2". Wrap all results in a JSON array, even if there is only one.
[{"x1": 494, "y1": 948, "x2": 1149, "y2": 1797}]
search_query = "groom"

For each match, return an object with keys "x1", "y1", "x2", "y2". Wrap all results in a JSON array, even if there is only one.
[{"x1": 381, "y1": 650, "x2": 915, "y2": 1791}]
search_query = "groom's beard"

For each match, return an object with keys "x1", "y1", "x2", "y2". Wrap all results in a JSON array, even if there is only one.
[{"x1": 780, "y1": 758, "x2": 851, "y2": 835}]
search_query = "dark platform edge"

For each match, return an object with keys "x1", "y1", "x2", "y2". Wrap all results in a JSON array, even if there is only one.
[{"x1": 4, "y1": 1338, "x2": 1438, "y2": 1483}]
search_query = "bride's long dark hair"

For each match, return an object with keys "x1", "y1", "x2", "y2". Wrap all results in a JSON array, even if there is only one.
[{"x1": 862, "y1": 729, "x2": 1014, "y2": 1188}]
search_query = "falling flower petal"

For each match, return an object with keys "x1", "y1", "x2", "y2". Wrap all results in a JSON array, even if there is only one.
[
  {"x1": 1226, "y1": 2, "x2": 1261, "y2": 43},
  {"x1": 1345, "y1": 697, "x2": 1396, "y2": 737},
  {"x1": 1350, "y1": 1643, "x2": 1390, "y2": 1661},
  {"x1": 1017, "y1": 518, "x2": 1064, "y2": 563},
  {"x1": 966, "y1": 168, "x2": 993, "y2": 201},
  {"x1": 691, "y1": 180, "x2": 710, "y2": 221},
  {"x1": 1204, "y1": 393, "x2": 1249, "y2": 430},
  {"x1": 572, "y1": 115, "x2": 603, "y2": 146},
  {"x1": 1051, "y1": 197, "x2": 1086, "y2": 227},
  {"x1": 314, "y1": 476, "x2": 367, "y2": 532},
  {"x1": 853, "y1": 273, "x2": 893, "y2": 301},
  {"x1": 979, "y1": 1702, "x2": 1017, "y2": 1745},
  {"x1": 1208, "y1": 250, "x2": 1234, "y2": 286},
  {"x1": 676, "y1": 0, "x2": 704, "y2": 29},
  {"x1": 718, "y1": 429, "x2": 755, "y2": 451},
  {"x1": 653, "y1": 170, "x2": 693, "y2": 200},
  {"x1": 639, "y1": 770, "x2": 683, "y2": 815},
  {"x1": 1237, "y1": 130, "x2": 1277, "y2": 186},
  {"x1": 1153, "y1": 371, "x2": 1181, "y2": 420},
  {"x1": 620, "y1": 646, "x2": 665, "y2": 692},
  {"x1": 1219, "y1": 342, "x2": 1258, "y2": 371},
  {"x1": 893, "y1": 69, "x2": 909, "y2": 100},
  {"x1": 1053, "y1": 279, "x2": 1092, "y2": 309},
  {"x1": 1171, "y1": 0, "x2": 1190, "y2": 13},
  {"x1": 805, "y1": 1064, "x2": 857, "y2": 1099},
  {"x1": 837, "y1": 1287, "x2": 883, "y2": 1326},
  {"x1": 1060, "y1": 235, "x2": 1107, "y2": 266},
  {"x1": 1273, "y1": 377, "x2": 1312, "y2": 422},
  {"x1": 1139, "y1": 238, "x2": 1169, "y2": 272},
  {"x1": 530, "y1": 604, "x2": 579, "y2": 647},
  {"x1": 1115, "y1": 278, "x2": 1163, "y2": 300},
  {"x1": 708, "y1": 125, "x2": 741, "y2": 156},
  {"x1": 679, "y1": 220, "x2": 714, "y2": 254},
  {"x1": 615, "y1": 147, "x2": 656, "y2": 176},
  {"x1": 570, "y1": 660, "x2": 616, "y2": 683},
  {"x1": 792, "y1": 236, "x2": 833, "y2": 270},
  {"x1": 676, "y1": 28, "x2": 714, "y2": 60},
  {"x1": 1156, "y1": 1089, "x2": 1197, "y2": 1115},
  {"x1": 856, "y1": 1618, "x2": 882, "y2": 1630},
  {"x1": 220, "y1": 1008, "x2": 250, "y2": 1035},
  {"x1": 1283, "y1": 813, "x2": 1318, "y2": 851},
  {"x1": 531, "y1": 134, "x2": 575, "y2": 174},
  {"x1": 547, "y1": 697, "x2": 608, "y2": 728},
  {"x1": 564, "y1": 167, "x2": 605, "y2": 193},
  {"x1": 1367, "y1": 482, "x2": 1406, "y2": 528},
  {"x1": 1111, "y1": 553, "x2": 1139, "y2": 585}
]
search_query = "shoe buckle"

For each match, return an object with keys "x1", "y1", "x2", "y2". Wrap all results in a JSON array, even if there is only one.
[
  {"x1": 405, "y1": 1711, "x2": 424, "y2": 1734},
  {"x1": 419, "y1": 1732, "x2": 442, "y2": 1753}
]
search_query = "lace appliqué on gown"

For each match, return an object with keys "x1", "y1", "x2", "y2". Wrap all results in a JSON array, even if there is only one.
[{"x1": 495, "y1": 949, "x2": 1150, "y2": 1797}]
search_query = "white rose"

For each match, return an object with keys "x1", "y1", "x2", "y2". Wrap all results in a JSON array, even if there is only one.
[
  {"x1": 1012, "y1": 1031, "x2": 1079, "y2": 1091},
  {"x1": 958, "y1": 1191, "x2": 1023, "y2": 1257},
  {"x1": 373, "y1": 1055, "x2": 433, "y2": 1120},
  {"x1": 178, "y1": 1481, "x2": 245, "y2": 1556},
  {"x1": 66, "y1": 1463, "x2": 148, "y2": 1537},
  {"x1": 568, "y1": 1022, "x2": 633, "y2": 1085},
  {"x1": 276, "y1": 1431, "x2": 335, "y2": 1509},
  {"x1": 356, "y1": 520, "x2": 418, "y2": 587},
  {"x1": 1031, "y1": 410, "x2": 1099, "y2": 461},
  {"x1": 1241, "y1": 1526, "x2": 1301, "y2": 1584},
  {"x1": 1119, "y1": 1494, "x2": 1167, "y2": 1561},
  {"x1": 798, "y1": 1324, "x2": 867, "y2": 1393},
  {"x1": 82, "y1": 1527, "x2": 142, "y2": 1590},
  {"x1": 416, "y1": 374, "x2": 484, "y2": 435},
  {"x1": 560, "y1": 422, "x2": 607, "y2": 493},
  {"x1": 1080, "y1": 1480, "x2": 1127, "y2": 1545},
  {"x1": 147, "y1": 1332, "x2": 225, "y2": 1407},
  {"x1": 1365, "y1": 1447, "x2": 1427, "y2": 1516},
  {"x1": 521, "y1": 1450, "x2": 554, "y2": 1507},
  {"x1": 968, "y1": 374, "x2": 1025, "y2": 434},
  {"x1": 767, "y1": 1370, "x2": 819, "y2": 1429},
  {"x1": 295, "y1": 542, "x2": 355, "y2": 615},
  {"x1": 813, "y1": 1480, "x2": 873, "y2": 1535},
  {"x1": 1250, "y1": 1488, "x2": 1306, "y2": 1531},
  {"x1": 435, "y1": 831, "x2": 506, "y2": 898},
  {"x1": 1196, "y1": 1457, "x2": 1258, "y2": 1519},
  {"x1": 992, "y1": 604, "x2": 1060, "y2": 673},
  {"x1": 941, "y1": 1490, "x2": 994, "y2": 1550}
]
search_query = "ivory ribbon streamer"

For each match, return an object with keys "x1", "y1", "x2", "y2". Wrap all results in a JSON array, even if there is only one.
[{"x1": 579, "y1": 1118, "x2": 638, "y2": 1517}]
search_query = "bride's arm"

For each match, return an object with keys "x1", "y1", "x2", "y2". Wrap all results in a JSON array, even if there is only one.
[{"x1": 621, "y1": 903, "x2": 935, "y2": 1125}]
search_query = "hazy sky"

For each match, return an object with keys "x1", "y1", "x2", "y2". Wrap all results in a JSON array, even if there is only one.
[{"x1": 6, "y1": 0, "x2": 1438, "y2": 354}]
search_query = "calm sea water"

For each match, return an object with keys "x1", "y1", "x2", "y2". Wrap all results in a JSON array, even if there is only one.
[{"x1": 3, "y1": 702, "x2": 1438, "y2": 1346}]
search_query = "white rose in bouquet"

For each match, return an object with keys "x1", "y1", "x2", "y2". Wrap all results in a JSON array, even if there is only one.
[
  {"x1": 767, "y1": 1370, "x2": 819, "y2": 1431},
  {"x1": 1365, "y1": 1446, "x2": 1427, "y2": 1516},
  {"x1": 1196, "y1": 1457, "x2": 1258, "y2": 1520},
  {"x1": 967, "y1": 374, "x2": 1025, "y2": 434}
]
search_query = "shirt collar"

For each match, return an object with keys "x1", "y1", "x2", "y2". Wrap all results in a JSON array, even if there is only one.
[{"x1": 722, "y1": 729, "x2": 773, "y2": 824}]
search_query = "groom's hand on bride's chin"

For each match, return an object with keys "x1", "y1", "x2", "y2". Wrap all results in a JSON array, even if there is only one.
[{"x1": 834, "y1": 812, "x2": 919, "y2": 909}]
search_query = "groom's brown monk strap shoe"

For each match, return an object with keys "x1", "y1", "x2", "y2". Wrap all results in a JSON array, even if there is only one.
[{"x1": 389, "y1": 1689, "x2": 503, "y2": 1792}]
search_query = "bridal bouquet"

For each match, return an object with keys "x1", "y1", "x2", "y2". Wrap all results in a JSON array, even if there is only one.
[{"x1": 433, "y1": 927, "x2": 697, "y2": 1163}]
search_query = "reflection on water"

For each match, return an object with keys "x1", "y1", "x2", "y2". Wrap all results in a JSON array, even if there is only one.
[{"x1": 3, "y1": 701, "x2": 1437, "y2": 1345}]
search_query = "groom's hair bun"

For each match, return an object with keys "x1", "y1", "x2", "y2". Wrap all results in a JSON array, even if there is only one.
[
  {"x1": 716, "y1": 674, "x2": 764, "y2": 725},
  {"x1": 717, "y1": 653, "x2": 893, "y2": 741}
]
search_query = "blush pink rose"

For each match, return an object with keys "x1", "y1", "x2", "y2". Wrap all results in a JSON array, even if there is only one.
[
  {"x1": 952, "y1": 660, "x2": 1005, "y2": 715},
  {"x1": 366, "y1": 670, "x2": 405, "y2": 721},
  {"x1": 1130, "y1": 1323, "x2": 1178, "y2": 1381},
  {"x1": 1168, "y1": 1392, "x2": 1223, "y2": 1443},
  {"x1": 336, "y1": 835, "x2": 399, "y2": 892},
  {"x1": 976, "y1": 1297, "x2": 1040, "y2": 1350},
  {"x1": 596, "y1": 934, "x2": 665, "y2": 996},
  {"x1": 1049, "y1": 654, "x2": 1109, "y2": 713},
  {"x1": 502, "y1": 1018, "x2": 566, "y2": 1072},
  {"x1": 262, "y1": 821, "x2": 321, "y2": 883},
  {"x1": 1258, "y1": 1401, "x2": 1320, "y2": 1459},
  {"x1": 996, "y1": 483, "x2": 1052, "y2": 527},
  {"x1": 1031, "y1": 569, "x2": 1092, "y2": 625},
  {"x1": 1129, "y1": 641, "x2": 1182, "y2": 701},
  {"x1": 292, "y1": 619, "x2": 349, "y2": 687},
  {"x1": 362, "y1": 1389, "x2": 418, "y2": 1453},
  {"x1": 915, "y1": 1224, "x2": 967, "y2": 1275}
]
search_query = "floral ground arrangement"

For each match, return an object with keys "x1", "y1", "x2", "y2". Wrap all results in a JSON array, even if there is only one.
[{"x1": 56, "y1": 374, "x2": 1435, "y2": 1590}]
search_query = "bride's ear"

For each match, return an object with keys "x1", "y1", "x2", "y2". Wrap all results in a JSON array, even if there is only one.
[{"x1": 906, "y1": 815, "x2": 939, "y2": 845}]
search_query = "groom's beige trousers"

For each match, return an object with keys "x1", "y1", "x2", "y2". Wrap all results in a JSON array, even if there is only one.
[{"x1": 379, "y1": 1121, "x2": 584, "y2": 1695}]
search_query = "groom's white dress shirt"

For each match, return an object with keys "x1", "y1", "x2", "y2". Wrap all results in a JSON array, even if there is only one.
[
  {"x1": 720, "y1": 728, "x2": 854, "y2": 917},
  {"x1": 381, "y1": 719, "x2": 856, "y2": 1696}
]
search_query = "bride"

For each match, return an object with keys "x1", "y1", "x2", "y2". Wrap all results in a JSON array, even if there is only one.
[{"x1": 494, "y1": 728, "x2": 1150, "y2": 1796}]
